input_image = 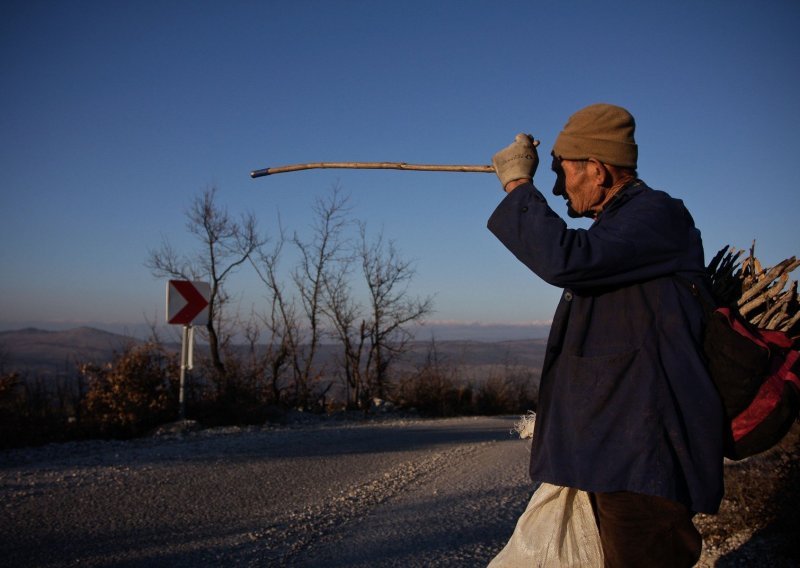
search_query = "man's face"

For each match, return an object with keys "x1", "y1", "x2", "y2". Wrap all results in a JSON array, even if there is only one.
[{"x1": 551, "y1": 156, "x2": 604, "y2": 218}]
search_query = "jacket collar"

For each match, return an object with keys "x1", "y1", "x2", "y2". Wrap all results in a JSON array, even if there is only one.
[{"x1": 596, "y1": 179, "x2": 646, "y2": 220}]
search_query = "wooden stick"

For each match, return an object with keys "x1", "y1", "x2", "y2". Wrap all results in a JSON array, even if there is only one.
[
  {"x1": 250, "y1": 161, "x2": 495, "y2": 179},
  {"x1": 781, "y1": 310, "x2": 800, "y2": 333},
  {"x1": 738, "y1": 257, "x2": 799, "y2": 308}
]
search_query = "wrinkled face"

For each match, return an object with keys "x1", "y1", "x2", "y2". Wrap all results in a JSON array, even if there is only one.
[{"x1": 551, "y1": 157, "x2": 604, "y2": 218}]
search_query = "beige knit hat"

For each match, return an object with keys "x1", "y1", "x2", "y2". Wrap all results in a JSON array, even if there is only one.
[{"x1": 552, "y1": 103, "x2": 638, "y2": 168}]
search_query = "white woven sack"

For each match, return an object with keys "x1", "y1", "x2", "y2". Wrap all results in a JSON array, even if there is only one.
[{"x1": 488, "y1": 482, "x2": 604, "y2": 568}]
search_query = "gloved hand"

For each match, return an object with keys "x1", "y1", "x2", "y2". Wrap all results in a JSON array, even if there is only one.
[{"x1": 492, "y1": 133, "x2": 539, "y2": 189}]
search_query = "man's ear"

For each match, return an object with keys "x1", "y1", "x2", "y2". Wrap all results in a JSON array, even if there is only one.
[{"x1": 588, "y1": 158, "x2": 611, "y2": 186}]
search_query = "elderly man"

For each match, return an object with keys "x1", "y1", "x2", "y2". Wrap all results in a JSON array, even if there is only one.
[{"x1": 488, "y1": 104, "x2": 724, "y2": 567}]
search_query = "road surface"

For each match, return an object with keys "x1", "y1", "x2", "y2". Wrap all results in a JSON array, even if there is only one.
[{"x1": 1, "y1": 416, "x2": 534, "y2": 567}]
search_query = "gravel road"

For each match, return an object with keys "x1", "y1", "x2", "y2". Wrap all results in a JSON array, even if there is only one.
[{"x1": 0, "y1": 416, "x2": 534, "y2": 567}]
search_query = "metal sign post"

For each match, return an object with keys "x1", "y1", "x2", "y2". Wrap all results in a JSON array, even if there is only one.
[{"x1": 179, "y1": 324, "x2": 194, "y2": 420}]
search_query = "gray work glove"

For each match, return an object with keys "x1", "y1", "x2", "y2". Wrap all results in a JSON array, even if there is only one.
[{"x1": 492, "y1": 133, "x2": 539, "y2": 188}]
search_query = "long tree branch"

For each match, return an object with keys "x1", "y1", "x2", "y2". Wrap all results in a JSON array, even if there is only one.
[{"x1": 251, "y1": 162, "x2": 494, "y2": 178}]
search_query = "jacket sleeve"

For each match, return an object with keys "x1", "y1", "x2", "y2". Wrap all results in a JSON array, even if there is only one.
[{"x1": 487, "y1": 182, "x2": 705, "y2": 291}]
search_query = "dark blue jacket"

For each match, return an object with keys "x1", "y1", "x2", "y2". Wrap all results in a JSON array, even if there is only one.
[{"x1": 488, "y1": 180, "x2": 724, "y2": 513}]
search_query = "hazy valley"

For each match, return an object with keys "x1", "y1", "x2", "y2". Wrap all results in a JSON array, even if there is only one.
[{"x1": 0, "y1": 326, "x2": 548, "y2": 384}]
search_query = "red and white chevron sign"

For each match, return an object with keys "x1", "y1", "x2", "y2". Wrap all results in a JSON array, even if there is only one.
[{"x1": 166, "y1": 280, "x2": 210, "y2": 325}]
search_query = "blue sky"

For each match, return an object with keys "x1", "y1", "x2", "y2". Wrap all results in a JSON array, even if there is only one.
[{"x1": 1, "y1": 1, "x2": 799, "y2": 339}]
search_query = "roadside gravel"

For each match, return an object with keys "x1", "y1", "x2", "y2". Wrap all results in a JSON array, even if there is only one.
[
  {"x1": 0, "y1": 416, "x2": 532, "y2": 567},
  {"x1": 2, "y1": 416, "x2": 796, "y2": 567}
]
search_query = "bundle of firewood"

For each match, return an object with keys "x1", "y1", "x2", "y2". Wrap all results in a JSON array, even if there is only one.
[{"x1": 707, "y1": 243, "x2": 800, "y2": 338}]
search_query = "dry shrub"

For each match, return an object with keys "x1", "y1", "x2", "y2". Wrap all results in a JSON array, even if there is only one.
[
  {"x1": 189, "y1": 356, "x2": 274, "y2": 427},
  {"x1": 474, "y1": 370, "x2": 537, "y2": 415},
  {"x1": 0, "y1": 372, "x2": 78, "y2": 448},
  {"x1": 392, "y1": 343, "x2": 539, "y2": 417},
  {"x1": 0, "y1": 373, "x2": 28, "y2": 447},
  {"x1": 0, "y1": 372, "x2": 22, "y2": 410},
  {"x1": 392, "y1": 340, "x2": 474, "y2": 417},
  {"x1": 80, "y1": 343, "x2": 179, "y2": 438},
  {"x1": 393, "y1": 367, "x2": 473, "y2": 417}
]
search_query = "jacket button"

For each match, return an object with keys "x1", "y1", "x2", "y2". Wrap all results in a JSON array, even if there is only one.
[
  {"x1": 521, "y1": 206, "x2": 529, "y2": 212},
  {"x1": 563, "y1": 291, "x2": 573, "y2": 301}
]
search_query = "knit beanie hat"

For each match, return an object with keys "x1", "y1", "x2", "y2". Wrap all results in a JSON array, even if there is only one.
[{"x1": 552, "y1": 103, "x2": 638, "y2": 168}]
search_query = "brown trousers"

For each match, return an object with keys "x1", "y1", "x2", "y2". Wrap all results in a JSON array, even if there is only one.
[{"x1": 589, "y1": 491, "x2": 702, "y2": 568}]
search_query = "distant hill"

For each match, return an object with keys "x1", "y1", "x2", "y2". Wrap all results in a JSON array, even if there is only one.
[
  {"x1": 0, "y1": 327, "x2": 140, "y2": 375},
  {"x1": 402, "y1": 338, "x2": 547, "y2": 367},
  {"x1": 388, "y1": 338, "x2": 547, "y2": 382},
  {"x1": 0, "y1": 327, "x2": 547, "y2": 381}
]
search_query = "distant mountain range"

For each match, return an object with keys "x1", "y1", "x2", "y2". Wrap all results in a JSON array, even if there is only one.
[
  {"x1": 0, "y1": 327, "x2": 141, "y2": 375},
  {"x1": 0, "y1": 327, "x2": 547, "y2": 379}
]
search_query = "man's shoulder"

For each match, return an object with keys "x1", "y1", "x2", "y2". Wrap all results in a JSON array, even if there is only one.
[
  {"x1": 601, "y1": 180, "x2": 697, "y2": 236},
  {"x1": 622, "y1": 180, "x2": 664, "y2": 200},
  {"x1": 617, "y1": 180, "x2": 688, "y2": 213}
]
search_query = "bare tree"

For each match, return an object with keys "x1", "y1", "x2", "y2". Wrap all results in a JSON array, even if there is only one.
[
  {"x1": 251, "y1": 188, "x2": 351, "y2": 409},
  {"x1": 146, "y1": 187, "x2": 265, "y2": 377},
  {"x1": 323, "y1": 222, "x2": 434, "y2": 408},
  {"x1": 359, "y1": 225, "x2": 433, "y2": 401},
  {"x1": 361, "y1": 224, "x2": 433, "y2": 398},
  {"x1": 288, "y1": 187, "x2": 352, "y2": 406},
  {"x1": 251, "y1": 185, "x2": 433, "y2": 410},
  {"x1": 322, "y1": 256, "x2": 369, "y2": 408},
  {"x1": 250, "y1": 230, "x2": 298, "y2": 405}
]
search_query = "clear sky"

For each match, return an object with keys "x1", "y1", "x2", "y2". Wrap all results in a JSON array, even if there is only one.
[{"x1": 1, "y1": 0, "x2": 799, "y2": 339}]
